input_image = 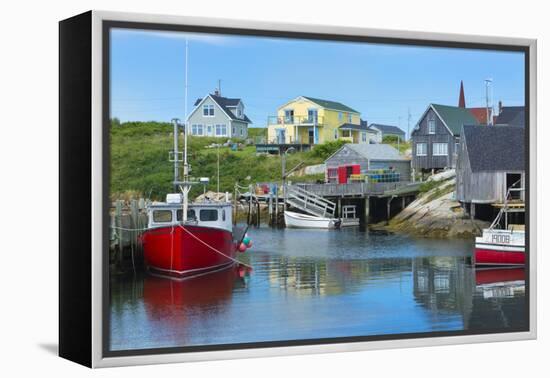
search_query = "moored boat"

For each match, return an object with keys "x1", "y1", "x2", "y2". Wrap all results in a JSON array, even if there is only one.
[
  {"x1": 473, "y1": 186, "x2": 525, "y2": 266},
  {"x1": 141, "y1": 196, "x2": 242, "y2": 278},
  {"x1": 284, "y1": 210, "x2": 341, "y2": 229}
]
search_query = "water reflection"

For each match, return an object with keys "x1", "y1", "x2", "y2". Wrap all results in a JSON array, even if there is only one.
[{"x1": 110, "y1": 227, "x2": 527, "y2": 351}]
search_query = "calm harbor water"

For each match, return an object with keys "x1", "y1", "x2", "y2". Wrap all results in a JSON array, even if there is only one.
[{"x1": 109, "y1": 226, "x2": 527, "y2": 352}]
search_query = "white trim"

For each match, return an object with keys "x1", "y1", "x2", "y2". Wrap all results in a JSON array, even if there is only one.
[
  {"x1": 91, "y1": 10, "x2": 537, "y2": 368},
  {"x1": 187, "y1": 94, "x2": 234, "y2": 123}
]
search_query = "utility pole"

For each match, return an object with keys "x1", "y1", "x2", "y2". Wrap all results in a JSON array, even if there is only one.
[{"x1": 485, "y1": 78, "x2": 492, "y2": 126}]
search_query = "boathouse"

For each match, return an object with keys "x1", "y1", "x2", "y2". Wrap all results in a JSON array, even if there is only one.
[
  {"x1": 456, "y1": 125, "x2": 525, "y2": 219},
  {"x1": 325, "y1": 143, "x2": 411, "y2": 183}
]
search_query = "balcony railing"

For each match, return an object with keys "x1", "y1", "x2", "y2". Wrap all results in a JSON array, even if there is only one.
[{"x1": 267, "y1": 115, "x2": 324, "y2": 126}]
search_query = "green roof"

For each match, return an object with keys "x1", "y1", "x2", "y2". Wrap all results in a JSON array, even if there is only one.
[
  {"x1": 302, "y1": 96, "x2": 360, "y2": 114},
  {"x1": 431, "y1": 104, "x2": 479, "y2": 135}
]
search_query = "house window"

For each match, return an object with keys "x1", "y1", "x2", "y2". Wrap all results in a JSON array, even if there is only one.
[
  {"x1": 433, "y1": 143, "x2": 448, "y2": 156},
  {"x1": 428, "y1": 113, "x2": 436, "y2": 134},
  {"x1": 342, "y1": 129, "x2": 351, "y2": 138},
  {"x1": 338, "y1": 112, "x2": 343, "y2": 122},
  {"x1": 308, "y1": 109, "x2": 318, "y2": 123},
  {"x1": 191, "y1": 124, "x2": 203, "y2": 135},
  {"x1": 240, "y1": 128, "x2": 244, "y2": 136},
  {"x1": 215, "y1": 124, "x2": 227, "y2": 136},
  {"x1": 334, "y1": 129, "x2": 338, "y2": 140},
  {"x1": 416, "y1": 143, "x2": 427, "y2": 156},
  {"x1": 284, "y1": 109, "x2": 294, "y2": 123},
  {"x1": 203, "y1": 104, "x2": 214, "y2": 116},
  {"x1": 362, "y1": 132, "x2": 367, "y2": 143},
  {"x1": 237, "y1": 108, "x2": 242, "y2": 117},
  {"x1": 348, "y1": 113, "x2": 353, "y2": 123},
  {"x1": 232, "y1": 126, "x2": 236, "y2": 135}
]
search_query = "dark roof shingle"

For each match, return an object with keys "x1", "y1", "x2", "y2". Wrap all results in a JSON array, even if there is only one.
[
  {"x1": 462, "y1": 125, "x2": 524, "y2": 172},
  {"x1": 495, "y1": 106, "x2": 525, "y2": 127},
  {"x1": 369, "y1": 123, "x2": 405, "y2": 136},
  {"x1": 196, "y1": 94, "x2": 252, "y2": 124},
  {"x1": 338, "y1": 123, "x2": 370, "y2": 131}
]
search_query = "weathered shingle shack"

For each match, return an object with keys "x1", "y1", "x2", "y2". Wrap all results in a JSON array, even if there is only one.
[
  {"x1": 325, "y1": 143, "x2": 411, "y2": 183},
  {"x1": 456, "y1": 125, "x2": 525, "y2": 219}
]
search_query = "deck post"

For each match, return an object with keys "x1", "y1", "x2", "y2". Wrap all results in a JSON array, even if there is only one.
[
  {"x1": 471, "y1": 203, "x2": 476, "y2": 220},
  {"x1": 338, "y1": 197, "x2": 342, "y2": 218},
  {"x1": 115, "y1": 200, "x2": 123, "y2": 265},
  {"x1": 364, "y1": 196, "x2": 370, "y2": 224}
]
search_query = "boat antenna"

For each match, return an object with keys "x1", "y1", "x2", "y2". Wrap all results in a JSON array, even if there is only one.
[
  {"x1": 184, "y1": 37, "x2": 189, "y2": 182},
  {"x1": 181, "y1": 37, "x2": 190, "y2": 222}
]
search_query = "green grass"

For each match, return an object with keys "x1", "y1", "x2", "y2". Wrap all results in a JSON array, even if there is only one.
[{"x1": 110, "y1": 121, "x2": 333, "y2": 201}]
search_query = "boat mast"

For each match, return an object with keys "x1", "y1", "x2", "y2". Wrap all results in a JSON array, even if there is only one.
[{"x1": 181, "y1": 38, "x2": 190, "y2": 222}]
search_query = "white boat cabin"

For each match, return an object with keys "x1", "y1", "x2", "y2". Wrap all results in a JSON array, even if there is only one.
[{"x1": 147, "y1": 194, "x2": 233, "y2": 232}]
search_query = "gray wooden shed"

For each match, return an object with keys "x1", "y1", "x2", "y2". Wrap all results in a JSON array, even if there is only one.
[
  {"x1": 456, "y1": 125, "x2": 525, "y2": 205},
  {"x1": 325, "y1": 143, "x2": 411, "y2": 182}
]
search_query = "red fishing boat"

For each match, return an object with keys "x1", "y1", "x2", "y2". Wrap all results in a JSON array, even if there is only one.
[
  {"x1": 141, "y1": 197, "x2": 243, "y2": 278},
  {"x1": 474, "y1": 186, "x2": 525, "y2": 266},
  {"x1": 140, "y1": 41, "x2": 250, "y2": 279}
]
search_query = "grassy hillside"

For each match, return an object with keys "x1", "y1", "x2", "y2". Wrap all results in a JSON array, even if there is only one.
[{"x1": 110, "y1": 121, "x2": 345, "y2": 201}]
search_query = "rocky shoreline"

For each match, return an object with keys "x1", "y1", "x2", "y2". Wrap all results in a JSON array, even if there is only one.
[{"x1": 371, "y1": 173, "x2": 489, "y2": 239}]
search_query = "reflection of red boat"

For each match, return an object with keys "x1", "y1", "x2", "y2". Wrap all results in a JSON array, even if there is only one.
[
  {"x1": 143, "y1": 265, "x2": 239, "y2": 310},
  {"x1": 475, "y1": 268, "x2": 525, "y2": 285}
]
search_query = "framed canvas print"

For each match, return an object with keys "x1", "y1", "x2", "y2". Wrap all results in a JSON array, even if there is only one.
[{"x1": 59, "y1": 10, "x2": 537, "y2": 368}]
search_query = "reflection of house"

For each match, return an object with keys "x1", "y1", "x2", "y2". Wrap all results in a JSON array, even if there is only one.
[
  {"x1": 187, "y1": 90, "x2": 252, "y2": 138},
  {"x1": 411, "y1": 103, "x2": 479, "y2": 173},
  {"x1": 456, "y1": 125, "x2": 525, "y2": 219},
  {"x1": 324, "y1": 143, "x2": 411, "y2": 183},
  {"x1": 266, "y1": 96, "x2": 367, "y2": 145},
  {"x1": 368, "y1": 123, "x2": 406, "y2": 141}
]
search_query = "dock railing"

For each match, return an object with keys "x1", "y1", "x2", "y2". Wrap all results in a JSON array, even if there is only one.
[
  {"x1": 292, "y1": 181, "x2": 413, "y2": 197},
  {"x1": 286, "y1": 185, "x2": 336, "y2": 218}
]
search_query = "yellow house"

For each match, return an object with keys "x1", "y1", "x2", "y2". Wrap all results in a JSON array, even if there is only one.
[{"x1": 267, "y1": 96, "x2": 369, "y2": 145}]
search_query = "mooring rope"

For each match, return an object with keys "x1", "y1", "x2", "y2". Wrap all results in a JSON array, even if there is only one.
[{"x1": 177, "y1": 224, "x2": 252, "y2": 269}]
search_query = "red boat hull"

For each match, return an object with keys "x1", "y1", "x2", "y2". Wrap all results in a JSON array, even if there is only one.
[
  {"x1": 474, "y1": 247, "x2": 525, "y2": 266},
  {"x1": 141, "y1": 225, "x2": 237, "y2": 278}
]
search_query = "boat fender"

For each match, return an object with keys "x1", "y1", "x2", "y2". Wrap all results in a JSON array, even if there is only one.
[{"x1": 238, "y1": 243, "x2": 247, "y2": 253}]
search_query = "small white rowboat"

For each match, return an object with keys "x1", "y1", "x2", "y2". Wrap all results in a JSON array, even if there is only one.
[{"x1": 284, "y1": 210, "x2": 341, "y2": 229}]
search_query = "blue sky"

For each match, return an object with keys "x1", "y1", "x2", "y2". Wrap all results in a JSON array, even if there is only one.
[{"x1": 110, "y1": 28, "x2": 525, "y2": 133}]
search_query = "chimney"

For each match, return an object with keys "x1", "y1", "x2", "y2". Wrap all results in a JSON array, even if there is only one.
[
  {"x1": 213, "y1": 89, "x2": 220, "y2": 96},
  {"x1": 498, "y1": 100, "x2": 503, "y2": 115},
  {"x1": 458, "y1": 80, "x2": 466, "y2": 108}
]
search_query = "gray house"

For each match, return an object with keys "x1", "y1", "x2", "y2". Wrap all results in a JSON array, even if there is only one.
[
  {"x1": 325, "y1": 143, "x2": 411, "y2": 183},
  {"x1": 368, "y1": 123, "x2": 406, "y2": 141},
  {"x1": 187, "y1": 91, "x2": 252, "y2": 138},
  {"x1": 411, "y1": 103, "x2": 479, "y2": 174},
  {"x1": 456, "y1": 125, "x2": 525, "y2": 218}
]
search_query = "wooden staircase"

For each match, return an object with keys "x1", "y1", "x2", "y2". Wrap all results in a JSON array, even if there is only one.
[{"x1": 285, "y1": 185, "x2": 336, "y2": 218}]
